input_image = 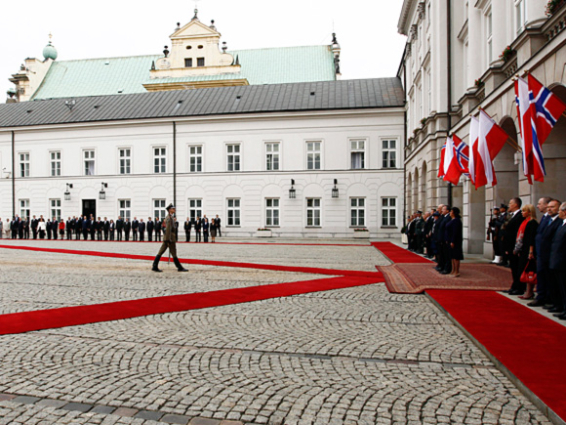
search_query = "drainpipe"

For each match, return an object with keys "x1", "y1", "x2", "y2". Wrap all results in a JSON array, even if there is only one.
[
  {"x1": 173, "y1": 121, "x2": 177, "y2": 208},
  {"x1": 11, "y1": 131, "x2": 15, "y2": 219},
  {"x1": 403, "y1": 58, "x2": 408, "y2": 227},
  {"x1": 447, "y1": 0, "x2": 453, "y2": 208}
]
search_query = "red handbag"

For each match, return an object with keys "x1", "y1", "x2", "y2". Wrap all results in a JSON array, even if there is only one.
[{"x1": 520, "y1": 260, "x2": 537, "y2": 284}]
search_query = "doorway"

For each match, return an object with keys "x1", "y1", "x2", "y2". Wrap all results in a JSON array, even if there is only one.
[{"x1": 82, "y1": 199, "x2": 96, "y2": 219}]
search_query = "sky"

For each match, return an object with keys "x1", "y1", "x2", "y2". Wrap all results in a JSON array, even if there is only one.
[{"x1": 0, "y1": 0, "x2": 407, "y2": 103}]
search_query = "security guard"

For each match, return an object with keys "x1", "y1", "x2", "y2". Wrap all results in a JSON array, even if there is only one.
[{"x1": 152, "y1": 204, "x2": 188, "y2": 272}]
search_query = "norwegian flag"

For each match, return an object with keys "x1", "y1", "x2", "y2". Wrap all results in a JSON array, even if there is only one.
[
  {"x1": 440, "y1": 134, "x2": 469, "y2": 185},
  {"x1": 515, "y1": 77, "x2": 537, "y2": 183},
  {"x1": 529, "y1": 74, "x2": 566, "y2": 145},
  {"x1": 453, "y1": 134, "x2": 470, "y2": 175}
]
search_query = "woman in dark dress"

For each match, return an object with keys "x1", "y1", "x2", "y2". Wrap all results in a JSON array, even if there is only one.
[
  {"x1": 514, "y1": 204, "x2": 539, "y2": 299},
  {"x1": 446, "y1": 207, "x2": 463, "y2": 278}
]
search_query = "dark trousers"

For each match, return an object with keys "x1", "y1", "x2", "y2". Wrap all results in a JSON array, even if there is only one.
[
  {"x1": 97, "y1": 231, "x2": 102, "y2": 241},
  {"x1": 185, "y1": 231, "x2": 190, "y2": 242},
  {"x1": 140, "y1": 231, "x2": 145, "y2": 242},
  {"x1": 535, "y1": 262, "x2": 549, "y2": 302},
  {"x1": 83, "y1": 230, "x2": 88, "y2": 240},
  {"x1": 90, "y1": 230, "x2": 95, "y2": 240},
  {"x1": 155, "y1": 231, "x2": 161, "y2": 242},
  {"x1": 104, "y1": 230, "x2": 109, "y2": 241},
  {"x1": 442, "y1": 242, "x2": 452, "y2": 273},
  {"x1": 196, "y1": 230, "x2": 201, "y2": 242},
  {"x1": 133, "y1": 230, "x2": 138, "y2": 241},
  {"x1": 110, "y1": 230, "x2": 115, "y2": 241},
  {"x1": 67, "y1": 231, "x2": 72, "y2": 240},
  {"x1": 125, "y1": 231, "x2": 130, "y2": 241},
  {"x1": 117, "y1": 230, "x2": 122, "y2": 241},
  {"x1": 509, "y1": 254, "x2": 525, "y2": 293},
  {"x1": 549, "y1": 270, "x2": 565, "y2": 310},
  {"x1": 204, "y1": 230, "x2": 209, "y2": 243}
]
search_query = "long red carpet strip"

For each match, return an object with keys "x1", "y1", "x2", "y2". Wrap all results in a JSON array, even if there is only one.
[
  {"x1": 0, "y1": 275, "x2": 381, "y2": 336},
  {"x1": 428, "y1": 290, "x2": 566, "y2": 422},
  {"x1": 371, "y1": 242, "x2": 432, "y2": 263},
  {"x1": 0, "y1": 244, "x2": 380, "y2": 279}
]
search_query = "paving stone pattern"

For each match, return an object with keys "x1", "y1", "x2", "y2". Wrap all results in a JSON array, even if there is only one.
[{"x1": 0, "y1": 239, "x2": 551, "y2": 424}]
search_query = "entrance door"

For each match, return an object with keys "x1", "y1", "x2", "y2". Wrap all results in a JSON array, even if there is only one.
[{"x1": 82, "y1": 199, "x2": 96, "y2": 219}]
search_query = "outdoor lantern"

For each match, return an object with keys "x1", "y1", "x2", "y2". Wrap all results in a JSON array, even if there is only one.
[
  {"x1": 99, "y1": 182, "x2": 108, "y2": 200},
  {"x1": 64, "y1": 183, "x2": 73, "y2": 201},
  {"x1": 289, "y1": 179, "x2": 296, "y2": 199},
  {"x1": 332, "y1": 179, "x2": 339, "y2": 198}
]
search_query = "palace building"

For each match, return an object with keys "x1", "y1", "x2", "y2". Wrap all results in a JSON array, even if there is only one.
[
  {"x1": 398, "y1": 0, "x2": 566, "y2": 255},
  {"x1": 0, "y1": 11, "x2": 406, "y2": 239}
]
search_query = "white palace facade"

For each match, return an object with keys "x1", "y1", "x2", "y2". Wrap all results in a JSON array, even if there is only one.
[
  {"x1": 0, "y1": 13, "x2": 406, "y2": 239},
  {"x1": 398, "y1": 0, "x2": 566, "y2": 255}
]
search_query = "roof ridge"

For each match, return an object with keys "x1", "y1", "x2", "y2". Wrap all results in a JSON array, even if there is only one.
[{"x1": 50, "y1": 54, "x2": 161, "y2": 63}]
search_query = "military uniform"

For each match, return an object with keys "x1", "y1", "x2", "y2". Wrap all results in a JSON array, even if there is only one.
[{"x1": 152, "y1": 204, "x2": 188, "y2": 272}]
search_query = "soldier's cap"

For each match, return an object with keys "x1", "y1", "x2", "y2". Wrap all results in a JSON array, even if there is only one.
[
  {"x1": 493, "y1": 206, "x2": 500, "y2": 210},
  {"x1": 166, "y1": 203, "x2": 175, "y2": 211},
  {"x1": 432, "y1": 212, "x2": 440, "y2": 217},
  {"x1": 416, "y1": 210, "x2": 423, "y2": 214}
]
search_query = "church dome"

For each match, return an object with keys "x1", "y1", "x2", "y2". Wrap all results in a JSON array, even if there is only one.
[{"x1": 43, "y1": 40, "x2": 58, "y2": 61}]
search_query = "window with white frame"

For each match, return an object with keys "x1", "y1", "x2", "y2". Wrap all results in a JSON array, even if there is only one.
[
  {"x1": 189, "y1": 146, "x2": 202, "y2": 172},
  {"x1": 50, "y1": 151, "x2": 61, "y2": 177},
  {"x1": 265, "y1": 198, "x2": 280, "y2": 227},
  {"x1": 515, "y1": 0, "x2": 526, "y2": 35},
  {"x1": 153, "y1": 199, "x2": 167, "y2": 220},
  {"x1": 154, "y1": 147, "x2": 166, "y2": 173},
  {"x1": 382, "y1": 198, "x2": 397, "y2": 227},
  {"x1": 227, "y1": 198, "x2": 241, "y2": 226},
  {"x1": 350, "y1": 140, "x2": 365, "y2": 169},
  {"x1": 50, "y1": 199, "x2": 62, "y2": 221},
  {"x1": 119, "y1": 199, "x2": 131, "y2": 220},
  {"x1": 486, "y1": 10, "x2": 493, "y2": 65},
  {"x1": 119, "y1": 148, "x2": 131, "y2": 175},
  {"x1": 226, "y1": 144, "x2": 240, "y2": 171},
  {"x1": 266, "y1": 142, "x2": 280, "y2": 171},
  {"x1": 306, "y1": 141, "x2": 321, "y2": 170},
  {"x1": 382, "y1": 140, "x2": 397, "y2": 168},
  {"x1": 20, "y1": 199, "x2": 30, "y2": 219},
  {"x1": 188, "y1": 199, "x2": 202, "y2": 220},
  {"x1": 350, "y1": 198, "x2": 365, "y2": 227},
  {"x1": 84, "y1": 150, "x2": 95, "y2": 175},
  {"x1": 19, "y1": 153, "x2": 30, "y2": 177},
  {"x1": 306, "y1": 198, "x2": 321, "y2": 227}
]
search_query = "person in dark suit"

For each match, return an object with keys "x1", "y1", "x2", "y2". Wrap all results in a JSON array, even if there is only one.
[
  {"x1": 89, "y1": 216, "x2": 96, "y2": 240},
  {"x1": 195, "y1": 216, "x2": 202, "y2": 242},
  {"x1": 116, "y1": 216, "x2": 124, "y2": 241},
  {"x1": 124, "y1": 218, "x2": 131, "y2": 241},
  {"x1": 109, "y1": 219, "x2": 115, "y2": 241},
  {"x1": 46, "y1": 219, "x2": 53, "y2": 240},
  {"x1": 436, "y1": 205, "x2": 451, "y2": 274},
  {"x1": 446, "y1": 207, "x2": 463, "y2": 277},
  {"x1": 406, "y1": 214, "x2": 416, "y2": 251},
  {"x1": 96, "y1": 217, "x2": 103, "y2": 240},
  {"x1": 513, "y1": 204, "x2": 539, "y2": 299},
  {"x1": 132, "y1": 217, "x2": 139, "y2": 241},
  {"x1": 423, "y1": 211, "x2": 434, "y2": 258},
  {"x1": 528, "y1": 197, "x2": 552, "y2": 307},
  {"x1": 505, "y1": 198, "x2": 526, "y2": 295},
  {"x1": 103, "y1": 218, "x2": 110, "y2": 241},
  {"x1": 203, "y1": 215, "x2": 209, "y2": 243},
  {"x1": 31, "y1": 215, "x2": 39, "y2": 239},
  {"x1": 75, "y1": 216, "x2": 83, "y2": 240},
  {"x1": 66, "y1": 217, "x2": 73, "y2": 240},
  {"x1": 82, "y1": 217, "x2": 89, "y2": 240},
  {"x1": 147, "y1": 217, "x2": 154, "y2": 242},
  {"x1": 139, "y1": 219, "x2": 146, "y2": 242},
  {"x1": 215, "y1": 215, "x2": 222, "y2": 237},
  {"x1": 23, "y1": 218, "x2": 30, "y2": 239},
  {"x1": 155, "y1": 217, "x2": 162, "y2": 242},
  {"x1": 184, "y1": 217, "x2": 192, "y2": 242},
  {"x1": 549, "y1": 202, "x2": 566, "y2": 320},
  {"x1": 497, "y1": 205, "x2": 509, "y2": 266},
  {"x1": 10, "y1": 216, "x2": 19, "y2": 239}
]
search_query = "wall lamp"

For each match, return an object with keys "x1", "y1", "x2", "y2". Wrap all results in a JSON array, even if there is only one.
[
  {"x1": 332, "y1": 179, "x2": 339, "y2": 198},
  {"x1": 289, "y1": 179, "x2": 296, "y2": 199},
  {"x1": 64, "y1": 183, "x2": 73, "y2": 201},
  {"x1": 99, "y1": 182, "x2": 108, "y2": 200}
]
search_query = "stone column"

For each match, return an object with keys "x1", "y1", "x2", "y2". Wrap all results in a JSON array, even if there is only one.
[
  {"x1": 490, "y1": 0, "x2": 507, "y2": 66},
  {"x1": 466, "y1": 3, "x2": 482, "y2": 90}
]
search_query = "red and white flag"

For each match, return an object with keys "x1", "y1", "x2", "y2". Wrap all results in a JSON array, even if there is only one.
[
  {"x1": 474, "y1": 110, "x2": 509, "y2": 189},
  {"x1": 442, "y1": 135, "x2": 467, "y2": 185},
  {"x1": 515, "y1": 77, "x2": 535, "y2": 183},
  {"x1": 438, "y1": 141, "x2": 447, "y2": 178},
  {"x1": 468, "y1": 116, "x2": 479, "y2": 186}
]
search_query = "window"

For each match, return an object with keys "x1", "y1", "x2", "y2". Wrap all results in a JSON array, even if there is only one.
[
  {"x1": 184, "y1": 58, "x2": 193, "y2": 68},
  {"x1": 19, "y1": 153, "x2": 30, "y2": 177},
  {"x1": 153, "y1": 199, "x2": 167, "y2": 220},
  {"x1": 382, "y1": 198, "x2": 397, "y2": 227},
  {"x1": 84, "y1": 150, "x2": 95, "y2": 175},
  {"x1": 227, "y1": 144, "x2": 240, "y2": 171},
  {"x1": 119, "y1": 148, "x2": 131, "y2": 175},
  {"x1": 227, "y1": 199, "x2": 241, "y2": 226},
  {"x1": 50, "y1": 199, "x2": 61, "y2": 221},
  {"x1": 265, "y1": 198, "x2": 280, "y2": 227},
  {"x1": 382, "y1": 140, "x2": 397, "y2": 168},
  {"x1": 20, "y1": 199, "x2": 30, "y2": 219},
  {"x1": 154, "y1": 147, "x2": 166, "y2": 173},
  {"x1": 306, "y1": 141, "x2": 321, "y2": 170},
  {"x1": 197, "y1": 57, "x2": 205, "y2": 67},
  {"x1": 50, "y1": 151, "x2": 61, "y2": 177},
  {"x1": 486, "y1": 10, "x2": 493, "y2": 65},
  {"x1": 119, "y1": 199, "x2": 131, "y2": 220},
  {"x1": 350, "y1": 198, "x2": 365, "y2": 227},
  {"x1": 189, "y1": 146, "x2": 202, "y2": 172},
  {"x1": 350, "y1": 140, "x2": 365, "y2": 169},
  {"x1": 266, "y1": 143, "x2": 280, "y2": 171},
  {"x1": 306, "y1": 198, "x2": 321, "y2": 227},
  {"x1": 515, "y1": 0, "x2": 526, "y2": 35},
  {"x1": 188, "y1": 199, "x2": 202, "y2": 221}
]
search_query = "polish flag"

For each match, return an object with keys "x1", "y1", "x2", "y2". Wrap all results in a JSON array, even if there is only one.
[
  {"x1": 468, "y1": 116, "x2": 479, "y2": 186},
  {"x1": 474, "y1": 109, "x2": 509, "y2": 189},
  {"x1": 438, "y1": 141, "x2": 446, "y2": 178},
  {"x1": 443, "y1": 135, "x2": 465, "y2": 185},
  {"x1": 515, "y1": 77, "x2": 534, "y2": 183}
]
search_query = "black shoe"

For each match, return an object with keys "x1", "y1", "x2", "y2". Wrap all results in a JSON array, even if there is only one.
[
  {"x1": 527, "y1": 300, "x2": 546, "y2": 307},
  {"x1": 553, "y1": 312, "x2": 566, "y2": 318},
  {"x1": 543, "y1": 304, "x2": 555, "y2": 310},
  {"x1": 508, "y1": 290, "x2": 522, "y2": 296},
  {"x1": 501, "y1": 290, "x2": 510, "y2": 294},
  {"x1": 558, "y1": 313, "x2": 566, "y2": 321},
  {"x1": 152, "y1": 267, "x2": 162, "y2": 273},
  {"x1": 177, "y1": 267, "x2": 188, "y2": 272},
  {"x1": 440, "y1": 270, "x2": 450, "y2": 275},
  {"x1": 548, "y1": 307, "x2": 564, "y2": 313}
]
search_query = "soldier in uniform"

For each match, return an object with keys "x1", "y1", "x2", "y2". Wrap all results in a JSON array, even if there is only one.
[
  {"x1": 152, "y1": 204, "x2": 188, "y2": 272},
  {"x1": 487, "y1": 207, "x2": 503, "y2": 264}
]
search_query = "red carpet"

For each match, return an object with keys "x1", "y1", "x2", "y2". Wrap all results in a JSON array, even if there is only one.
[
  {"x1": 428, "y1": 290, "x2": 566, "y2": 422},
  {"x1": 372, "y1": 242, "x2": 432, "y2": 263},
  {"x1": 0, "y1": 275, "x2": 381, "y2": 336}
]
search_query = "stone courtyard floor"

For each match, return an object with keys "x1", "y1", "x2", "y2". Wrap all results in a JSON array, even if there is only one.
[{"x1": 0, "y1": 239, "x2": 552, "y2": 424}]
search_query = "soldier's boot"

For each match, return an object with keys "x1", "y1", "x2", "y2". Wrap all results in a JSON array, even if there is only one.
[
  {"x1": 174, "y1": 257, "x2": 188, "y2": 272},
  {"x1": 152, "y1": 255, "x2": 162, "y2": 272}
]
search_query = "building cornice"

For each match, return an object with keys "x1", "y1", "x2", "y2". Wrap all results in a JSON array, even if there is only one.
[{"x1": 398, "y1": 0, "x2": 418, "y2": 35}]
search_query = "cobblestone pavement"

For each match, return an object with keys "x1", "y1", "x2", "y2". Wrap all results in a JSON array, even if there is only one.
[{"x1": 0, "y1": 239, "x2": 551, "y2": 424}]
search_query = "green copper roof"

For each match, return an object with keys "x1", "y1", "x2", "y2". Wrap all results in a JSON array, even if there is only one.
[{"x1": 31, "y1": 46, "x2": 335, "y2": 100}]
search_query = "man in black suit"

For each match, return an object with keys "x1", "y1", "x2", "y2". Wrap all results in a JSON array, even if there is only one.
[
  {"x1": 89, "y1": 215, "x2": 96, "y2": 240},
  {"x1": 116, "y1": 216, "x2": 124, "y2": 241},
  {"x1": 215, "y1": 215, "x2": 222, "y2": 237},
  {"x1": 154, "y1": 217, "x2": 162, "y2": 242},
  {"x1": 505, "y1": 197, "x2": 526, "y2": 295},
  {"x1": 82, "y1": 217, "x2": 89, "y2": 240},
  {"x1": 549, "y1": 202, "x2": 566, "y2": 320},
  {"x1": 423, "y1": 211, "x2": 434, "y2": 258},
  {"x1": 66, "y1": 217, "x2": 73, "y2": 240},
  {"x1": 497, "y1": 205, "x2": 509, "y2": 267},
  {"x1": 53, "y1": 217, "x2": 59, "y2": 240},
  {"x1": 528, "y1": 197, "x2": 552, "y2": 307},
  {"x1": 147, "y1": 217, "x2": 154, "y2": 242},
  {"x1": 194, "y1": 216, "x2": 202, "y2": 242},
  {"x1": 76, "y1": 216, "x2": 83, "y2": 240},
  {"x1": 95, "y1": 217, "x2": 103, "y2": 240},
  {"x1": 124, "y1": 218, "x2": 131, "y2": 241},
  {"x1": 184, "y1": 217, "x2": 192, "y2": 242},
  {"x1": 31, "y1": 215, "x2": 39, "y2": 239},
  {"x1": 132, "y1": 217, "x2": 139, "y2": 241},
  {"x1": 103, "y1": 217, "x2": 110, "y2": 240},
  {"x1": 109, "y1": 220, "x2": 115, "y2": 241},
  {"x1": 139, "y1": 219, "x2": 146, "y2": 242},
  {"x1": 46, "y1": 219, "x2": 53, "y2": 240}
]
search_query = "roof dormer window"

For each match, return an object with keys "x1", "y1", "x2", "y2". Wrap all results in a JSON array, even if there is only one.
[
  {"x1": 185, "y1": 58, "x2": 193, "y2": 68},
  {"x1": 186, "y1": 45, "x2": 192, "y2": 50},
  {"x1": 198, "y1": 45, "x2": 204, "y2": 49},
  {"x1": 197, "y1": 58, "x2": 205, "y2": 67}
]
